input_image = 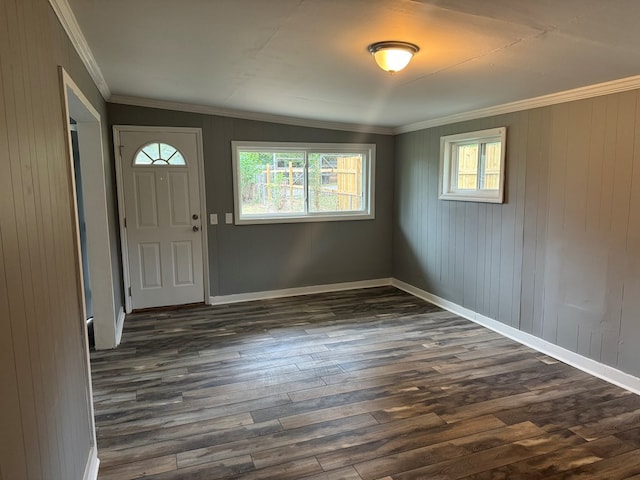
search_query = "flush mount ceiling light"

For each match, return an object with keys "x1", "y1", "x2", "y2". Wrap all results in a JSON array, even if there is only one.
[{"x1": 367, "y1": 41, "x2": 420, "y2": 73}]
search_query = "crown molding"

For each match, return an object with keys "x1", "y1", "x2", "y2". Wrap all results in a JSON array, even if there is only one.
[
  {"x1": 396, "y1": 74, "x2": 640, "y2": 134},
  {"x1": 111, "y1": 74, "x2": 640, "y2": 137},
  {"x1": 48, "y1": 0, "x2": 111, "y2": 99},
  {"x1": 108, "y1": 95, "x2": 395, "y2": 135}
]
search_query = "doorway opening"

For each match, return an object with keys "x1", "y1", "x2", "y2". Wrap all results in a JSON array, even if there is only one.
[
  {"x1": 70, "y1": 120, "x2": 95, "y2": 344},
  {"x1": 60, "y1": 67, "x2": 120, "y2": 348}
]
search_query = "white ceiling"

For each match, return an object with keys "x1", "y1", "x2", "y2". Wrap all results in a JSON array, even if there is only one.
[{"x1": 67, "y1": 0, "x2": 640, "y2": 129}]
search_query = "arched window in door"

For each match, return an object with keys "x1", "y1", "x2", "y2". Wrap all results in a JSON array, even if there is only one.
[{"x1": 133, "y1": 142, "x2": 186, "y2": 166}]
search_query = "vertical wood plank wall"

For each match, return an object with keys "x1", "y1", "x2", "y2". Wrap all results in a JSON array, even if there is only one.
[
  {"x1": 0, "y1": 0, "x2": 109, "y2": 478},
  {"x1": 394, "y1": 91, "x2": 640, "y2": 378}
]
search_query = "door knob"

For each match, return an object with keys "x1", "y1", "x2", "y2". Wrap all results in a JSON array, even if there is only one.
[
  {"x1": 192, "y1": 214, "x2": 199, "y2": 220},
  {"x1": 193, "y1": 225, "x2": 200, "y2": 232}
]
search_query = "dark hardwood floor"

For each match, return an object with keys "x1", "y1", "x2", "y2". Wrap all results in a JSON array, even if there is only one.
[{"x1": 91, "y1": 287, "x2": 640, "y2": 479}]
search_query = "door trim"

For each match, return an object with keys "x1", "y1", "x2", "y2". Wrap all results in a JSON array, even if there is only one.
[
  {"x1": 59, "y1": 66, "x2": 102, "y2": 475},
  {"x1": 61, "y1": 67, "x2": 119, "y2": 351},
  {"x1": 113, "y1": 126, "x2": 209, "y2": 313}
]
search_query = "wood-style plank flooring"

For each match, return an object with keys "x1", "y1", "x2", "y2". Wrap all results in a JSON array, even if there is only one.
[{"x1": 91, "y1": 287, "x2": 640, "y2": 479}]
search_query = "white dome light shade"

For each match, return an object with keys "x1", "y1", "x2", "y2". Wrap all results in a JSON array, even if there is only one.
[
  {"x1": 368, "y1": 41, "x2": 420, "y2": 73},
  {"x1": 373, "y1": 48, "x2": 413, "y2": 72}
]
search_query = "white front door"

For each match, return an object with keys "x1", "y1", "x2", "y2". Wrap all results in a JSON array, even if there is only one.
[{"x1": 118, "y1": 128, "x2": 205, "y2": 310}]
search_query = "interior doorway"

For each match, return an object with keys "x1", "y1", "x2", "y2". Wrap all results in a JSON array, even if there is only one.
[
  {"x1": 60, "y1": 67, "x2": 120, "y2": 349},
  {"x1": 70, "y1": 122, "x2": 94, "y2": 333}
]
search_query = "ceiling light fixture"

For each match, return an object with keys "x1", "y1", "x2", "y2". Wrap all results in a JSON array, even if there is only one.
[{"x1": 367, "y1": 41, "x2": 420, "y2": 73}]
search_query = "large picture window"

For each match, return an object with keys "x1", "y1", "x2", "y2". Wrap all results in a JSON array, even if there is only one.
[
  {"x1": 232, "y1": 142, "x2": 375, "y2": 224},
  {"x1": 439, "y1": 127, "x2": 506, "y2": 203}
]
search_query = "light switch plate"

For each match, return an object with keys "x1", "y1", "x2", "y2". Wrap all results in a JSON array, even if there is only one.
[
  {"x1": 225, "y1": 213, "x2": 233, "y2": 224},
  {"x1": 209, "y1": 213, "x2": 218, "y2": 225}
]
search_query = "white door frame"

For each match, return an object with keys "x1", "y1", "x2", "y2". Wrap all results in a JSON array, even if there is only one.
[
  {"x1": 60, "y1": 66, "x2": 114, "y2": 478},
  {"x1": 60, "y1": 68, "x2": 121, "y2": 353},
  {"x1": 113, "y1": 125, "x2": 209, "y2": 313}
]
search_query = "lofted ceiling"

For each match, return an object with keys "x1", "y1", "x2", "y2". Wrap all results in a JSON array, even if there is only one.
[{"x1": 66, "y1": 0, "x2": 640, "y2": 130}]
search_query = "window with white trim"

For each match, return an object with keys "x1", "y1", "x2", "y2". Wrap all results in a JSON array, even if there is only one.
[
  {"x1": 439, "y1": 127, "x2": 506, "y2": 203},
  {"x1": 232, "y1": 142, "x2": 375, "y2": 224}
]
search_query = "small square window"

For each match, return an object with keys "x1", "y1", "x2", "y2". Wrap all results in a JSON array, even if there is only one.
[{"x1": 439, "y1": 127, "x2": 506, "y2": 203}]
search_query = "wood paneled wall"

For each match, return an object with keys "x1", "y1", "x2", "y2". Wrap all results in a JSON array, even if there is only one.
[
  {"x1": 0, "y1": 0, "x2": 108, "y2": 477},
  {"x1": 394, "y1": 92, "x2": 640, "y2": 378},
  {"x1": 107, "y1": 103, "x2": 395, "y2": 297}
]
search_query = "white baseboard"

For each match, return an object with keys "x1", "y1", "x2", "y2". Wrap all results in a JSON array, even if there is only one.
[
  {"x1": 83, "y1": 446, "x2": 99, "y2": 480},
  {"x1": 115, "y1": 307, "x2": 125, "y2": 346},
  {"x1": 203, "y1": 276, "x2": 640, "y2": 394},
  {"x1": 392, "y1": 278, "x2": 640, "y2": 395},
  {"x1": 209, "y1": 278, "x2": 393, "y2": 305}
]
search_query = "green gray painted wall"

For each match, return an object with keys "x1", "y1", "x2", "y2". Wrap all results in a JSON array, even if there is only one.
[
  {"x1": 394, "y1": 91, "x2": 640, "y2": 377},
  {"x1": 107, "y1": 104, "x2": 395, "y2": 296}
]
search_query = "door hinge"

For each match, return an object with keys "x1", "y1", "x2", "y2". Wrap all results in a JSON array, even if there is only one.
[
  {"x1": 124, "y1": 217, "x2": 127, "y2": 228},
  {"x1": 128, "y1": 286, "x2": 132, "y2": 297},
  {"x1": 119, "y1": 144, "x2": 124, "y2": 156}
]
